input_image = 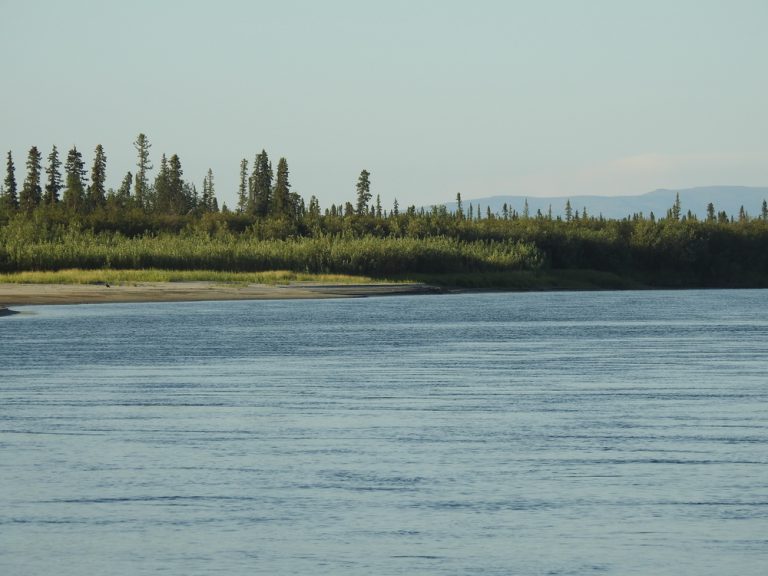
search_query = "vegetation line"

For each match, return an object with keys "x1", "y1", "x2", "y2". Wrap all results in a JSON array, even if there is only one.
[
  {"x1": 0, "y1": 269, "x2": 381, "y2": 286},
  {"x1": 2, "y1": 134, "x2": 768, "y2": 290}
]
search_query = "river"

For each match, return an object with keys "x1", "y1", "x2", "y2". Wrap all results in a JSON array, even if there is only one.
[{"x1": 1, "y1": 290, "x2": 767, "y2": 575}]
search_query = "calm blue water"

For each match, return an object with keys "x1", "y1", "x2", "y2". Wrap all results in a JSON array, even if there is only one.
[{"x1": 1, "y1": 290, "x2": 767, "y2": 575}]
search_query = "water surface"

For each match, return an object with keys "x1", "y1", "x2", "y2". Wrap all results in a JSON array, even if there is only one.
[{"x1": 1, "y1": 290, "x2": 767, "y2": 575}]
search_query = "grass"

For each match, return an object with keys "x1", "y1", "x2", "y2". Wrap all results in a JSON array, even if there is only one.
[
  {"x1": 0, "y1": 267, "x2": 650, "y2": 292},
  {"x1": 0, "y1": 233, "x2": 543, "y2": 275},
  {"x1": 0, "y1": 267, "x2": 662, "y2": 291},
  {"x1": 0, "y1": 269, "x2": 383, "y2": 286}
]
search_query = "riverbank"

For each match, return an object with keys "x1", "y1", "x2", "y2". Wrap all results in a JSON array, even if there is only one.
[
  {"x1": 0, "y1": 281, "x2": 443, "y2": 306},
  {"x1": 2, "y1": 268, "x2": 763, "y2": 309}
]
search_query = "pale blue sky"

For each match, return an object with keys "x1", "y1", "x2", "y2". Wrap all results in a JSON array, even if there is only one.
[{"x1": 2, "y1": 0, "x2": 767, "y2": 209}]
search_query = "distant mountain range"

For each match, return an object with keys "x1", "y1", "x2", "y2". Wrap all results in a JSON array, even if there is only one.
[{"x1": 442, "y1": 186, "x2": 768, "y2": 219}]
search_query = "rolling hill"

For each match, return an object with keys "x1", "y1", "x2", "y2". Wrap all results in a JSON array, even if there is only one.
[{"x1": 442, "y1": 186, "x2": 768, "y2": 220}]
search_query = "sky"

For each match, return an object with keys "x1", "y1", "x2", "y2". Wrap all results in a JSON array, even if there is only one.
[{"x1": 2, "y1": 0, "x2": 767, "y2": 210}]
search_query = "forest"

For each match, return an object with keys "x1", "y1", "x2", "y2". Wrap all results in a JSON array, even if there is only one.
[{"x1": 2, "y1": 134, "x2": 768, "y2": 288}]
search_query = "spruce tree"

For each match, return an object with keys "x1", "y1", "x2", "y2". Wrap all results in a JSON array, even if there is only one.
[
  {"x1": 237, "y1": 158, "x2": 248, "y2": 213},
  {"x1": 272, "y1": 157, "x2": 291, "y2": 217},
  {"x1": 133, "y1": 133, "x2": 152, "y2": 208},
  {"x1": 87, "y1": 144, "x2": 107, "y2": 210},
  {"x1": 116, "y1": 171, "x2": 132, "y2": 205},
  {"x1": 153, "y1": 154, "x2": 170, "y2": 213},
  {"x1": 671, "y1": 193, "x2": 681, "y2": 221},
  {"x1": 201, "y1": 170, "x2": 210, "y2": 211},
  {"x1": 62, "y1": 146, "x2": 87, "y2": 212},
  {"x1": 355, "y1": 169, "x2": 371, "y2": 215},
  {"x1": 375, "y1": 194, "x2": 382, "y2": 218},
  {"x1": 4, "y1": 151, "x2": 19, "y2": 211},
  {"x1": 706, "y1": 202, "x2": 716, "y2": 222},
  {"x1": 201, "y1": 168, "x2": 217, "y2": 212},
  {"x1": 250, "y1": 150, "x2": 273, "y2": 216},
  {"x1": 762, "y1": 199, "x2": 768, "y2": 221},
  {"x1": 20, "y1": 146, "x2": 43, "y2": 211},
  {"x1": 565, "y1": 199, "x2": 572, "y2": 222},
  {"x1": 248, "y1": 157, "x2": 256, "y2": 209},
  {"x1": 44, "y1": 145, "x2": 62, "y2": 205},
  {"x1": 167, "y1": 154, "x2": 184, "y2": 214},
  {"x1": 308, "y1": 195, "x2": 321, "y2": 218}
]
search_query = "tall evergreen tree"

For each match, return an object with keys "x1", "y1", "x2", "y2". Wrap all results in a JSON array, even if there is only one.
[
  {"x1": 706, "y1": 202, "x2": 716, "y2": 222},
  {"x1": 20, "y1": 146, "x2": 43, "y2": 211},
  {"x1": 116, "y1": 171, "x2": 132, "y2": 205},
  {"x1": 167, "y1": 154, "x2": 185, "y2": 214},
  {"x1": 762, "y1": 199, "x2": 768, "y2": 221},
  {"x1": 133, "y1": 133, "x2": 152, "y2": 208},
  {"x1": 4, "y1": 151, "x2": 18, "y2": 211},
  {"x1": 355, "y1": 169, "x2": 371, "y2": 215},
  {"x1": 87, "y1": 144, "x2": 107, "y2": 210},
  {"x1": 456, "y1": 192, "x2": 464, "y2": 220},
  {"x1": 44, "y1": 145, "x2": 62, "y2": 205},
  {"x1": 63, "y1": 146, "x2": 87, "y2": 212},
  {"x1": 201, "y1": 169, "x2": 211, "y2": 211},
  {"x1": 153, "y1": 154, "x2": 170, "y2": 212},
  {"x1": 272, "y1": 157, "x2": 291, "y2": 217},
  {"x1": 671, "y1": 192, "x2": 682, "y2": 221},
  {"x1": 251, "y1": 150, "x2": 272, "y2": 216},
  {"x1": 237, "y1": 158, "x2": 248, "y2": 213},
  {"x1": 308, "y1": 195, "x2": 321, "y2": 218},
  {"x1": 201, "y1": 168, "x2": 217, "y2": 212},
  {"x1": 565, "y1": 199, "x2": 572, "y2": 222},
  {"x1": 188, "y1": 182, "x2": 200, "y2": 209}
]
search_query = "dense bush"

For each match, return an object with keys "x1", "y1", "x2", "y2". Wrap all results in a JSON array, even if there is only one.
[
  {"x1": 1, "y1": 208, "x2": 767, "y2": 287},
  {"x1": 0, "y1": 223, "x2": 542, "y2": 276}
]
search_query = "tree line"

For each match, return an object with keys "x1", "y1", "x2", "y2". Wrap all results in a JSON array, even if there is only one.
[
  {"x1": 2, "y1": 134, "x2": 768, "y2": 287},
  {"x1": 1, "y1": 135, "x2": 220, "y2": 217},
  {"x1": 3, "y1": 133, "x2": 767, "y2": 227}
]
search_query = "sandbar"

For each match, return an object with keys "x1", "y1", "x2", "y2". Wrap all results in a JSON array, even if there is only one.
[{"x1": 0, "y1": 281, "x2": 443, "y2": 308}]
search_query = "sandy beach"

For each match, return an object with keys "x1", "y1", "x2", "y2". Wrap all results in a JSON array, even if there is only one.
[{"x1": 0, "y1": 281, "x2": 443, "y2": 308}]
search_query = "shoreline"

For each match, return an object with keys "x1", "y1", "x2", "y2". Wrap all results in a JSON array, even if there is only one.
[
  {"x1": 0, "y1": 281, "x2": 444, "y2": 308},
  {"x1": 2, "y1": 270, "x2": 764, "y2": 311}
]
